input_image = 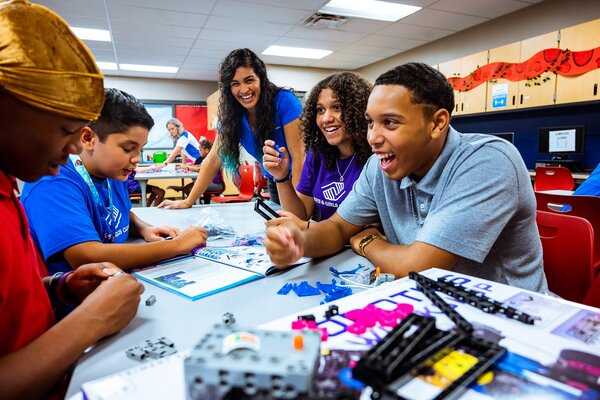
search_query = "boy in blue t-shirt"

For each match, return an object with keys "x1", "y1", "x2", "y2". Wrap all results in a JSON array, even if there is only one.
[{"x1": 22, "y1": 88, "x2": 208, "y2": 274}]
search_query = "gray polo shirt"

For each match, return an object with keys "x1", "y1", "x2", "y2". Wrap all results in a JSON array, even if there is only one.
[{"x1": 338, "y1": 127, "x2": 547, "y2": 293}]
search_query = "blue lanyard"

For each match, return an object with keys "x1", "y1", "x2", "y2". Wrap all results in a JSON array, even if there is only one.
[{"x1": 69, "y1": 154, "x2": 116, "y2": 243}]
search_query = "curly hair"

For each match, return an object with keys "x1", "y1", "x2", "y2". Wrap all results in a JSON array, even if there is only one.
[
  {"x1": 375, "y1": 62, "x2": 454, "y2": 118},
  {"x1": 217, "y1": 48, "x2": 280, "y2": 180},
  {"x1": 299, "y1": 72, "x2": 372, "y2": 170}
]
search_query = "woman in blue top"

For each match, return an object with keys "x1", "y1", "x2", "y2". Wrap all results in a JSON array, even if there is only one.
[
  {"x1": 263, "y1": 72, "x2": 372, "y2": 223},
  {"x1": 159, "y1": 48, "x2": 305, "y2": 208}
]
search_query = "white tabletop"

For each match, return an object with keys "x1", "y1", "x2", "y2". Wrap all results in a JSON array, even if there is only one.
[{"x1": 66, "y1": 201, "x2": 372, "y2": 397}]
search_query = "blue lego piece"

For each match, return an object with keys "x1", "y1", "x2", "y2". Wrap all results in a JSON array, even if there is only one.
[
  {"x1": 277, "y1": 283, "x2": 293, "y2": 295},
  {"x1": 321, "y1": 288, "x2": 352, "y2": 304},
  {"x1": 292, "y1": 281, "x2": 321, "y2": 297},
  {"x1": 316, "y1": 279, "x2": 345, "y2": 294},
  {"x1": 274, "y1": 144, "x2": 283, "y2": 158}
]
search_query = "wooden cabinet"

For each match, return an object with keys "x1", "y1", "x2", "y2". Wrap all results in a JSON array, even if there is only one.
[
  {"x1": 487, "y1": 42, "x2": 520, "y2": 111},
  {"x1": 439, "y1": 52, "x2": 488, "y2": 116},
  {"x1": 518, "y1": 31, "x2": 559, "y2": 108},
  {"x1": 206, "y1": 90, "x2": 220, "y2": 130},
  {"x1": 556, "y1": 19, "x2": 600, "y2": 104}
]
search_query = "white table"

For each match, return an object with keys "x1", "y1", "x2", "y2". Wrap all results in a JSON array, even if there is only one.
[
  {"x1": 134, "y1": 170, "x2": 198, "y2": 207},
  {"x1": 66, "y1": 202, "x2": 373, "y2": 398}
]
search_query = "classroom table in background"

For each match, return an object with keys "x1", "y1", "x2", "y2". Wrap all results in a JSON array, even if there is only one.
[
  {"x1": 66, "y1": 202, "x2": 600, "y2": 399},
  {"x1": 134, "y1": 170, "x2": 198, "y2": 207}
]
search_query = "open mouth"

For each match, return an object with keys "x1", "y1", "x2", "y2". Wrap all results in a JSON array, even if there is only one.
[
  {"x1": 376, "y1": 153, "x2": 396, "y2": 170},
  {"x1": 240, "y1": 94, "x2": 254, "y2": 104}
]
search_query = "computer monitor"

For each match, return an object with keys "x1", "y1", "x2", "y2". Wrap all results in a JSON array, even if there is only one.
[
  {"x1": 538, "y1": 126, "x2": 584, "y2": 159},
  {"x1": 486, "y1": 132, "x2": 514, "y2": 144}
]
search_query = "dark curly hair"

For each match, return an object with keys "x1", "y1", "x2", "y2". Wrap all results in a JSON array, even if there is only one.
[
  {"x1": 300, "y1": 72, "x2": 372, "y2": 170},
  {"x1": 375, "y1": 62, "x2": 454, "y2": 119},
  {"x1": 217, "y1": 48, "x2": 281, "y2": 180}
]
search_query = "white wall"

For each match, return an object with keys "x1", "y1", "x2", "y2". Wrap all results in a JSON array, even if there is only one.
[
  {"x1": 358, "y1": 0, "x2": 600, "y2": 80},
  {"x1": 104, "y1": 76, "x2": 217, "y2": 102}
]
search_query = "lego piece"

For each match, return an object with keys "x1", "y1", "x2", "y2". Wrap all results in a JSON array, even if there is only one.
[
  {"x1": 297, "y1": 314, "x2": 316, "y2": 322},
  {"x1": 145, "y1": 294, "x2": 156, "y2": 306},
  {"x1": 222, "y1": 312, "x2": 236, "y2": 326},
  {"x1": 254, "y1": 197, "x2": 280, "y2": 221},
  {"x1": 292, "y1": 281, "x2": 321, "y2": 297},
  {"x1": 324, "y1": 305, "x2": 339, "y2": 319},
  {"x1": 276, "y1": 282, "x2": 293, "y2": 295},
  {"x1": 126, "y1": 347, "x2": 146, "y2": 361},
  {"x1": 125, "y1": 336, "x2": 177, "y2": 362}
]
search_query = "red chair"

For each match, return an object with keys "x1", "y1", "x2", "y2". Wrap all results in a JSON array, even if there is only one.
[
  {"x1": 583, "y1": 275, "x2": 600, "y2": 308},
  {"x1": 211, "y1": 165, "x2": 255, "y2": 203},
  {"x1": 534, "y1": 166, "x2": 574, "y2": 191},
  {"x1": 254, "y1": 162, "x2": 270, "y2": 200},
  {"x1": 536, "y1": 210, "x2": 595, "y2": 303},
  {"x1": 535, "y1": 192, "x2": 600, "y2": 273}
]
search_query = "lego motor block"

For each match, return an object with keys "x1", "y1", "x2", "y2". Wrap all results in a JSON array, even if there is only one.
[{"x1": 185, "y1": 323, "x2": 321, "y2": 399}]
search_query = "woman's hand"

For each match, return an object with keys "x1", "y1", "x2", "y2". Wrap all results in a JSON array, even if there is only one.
[
  {"x1": 265, "y1": 210, "x2": 310, "y2": 231},
  {"x1": 262, "y1": 139, "x2": 290, "y2": 181}
]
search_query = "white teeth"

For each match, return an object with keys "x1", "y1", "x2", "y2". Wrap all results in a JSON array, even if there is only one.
[
  {"x1": 376, "y1": 153, "x2": 394, "y2": 160},
  {"x1": 324, "y1": 126, "x2": 338, "y2": 132},
  {"x1": 241, "y1": 95, "x2": 252, "y2": 100}
]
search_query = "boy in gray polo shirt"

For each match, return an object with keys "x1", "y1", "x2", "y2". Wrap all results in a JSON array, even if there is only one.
[{"x1": 264, "y1": 62, "x2": 547, "y2": 293}]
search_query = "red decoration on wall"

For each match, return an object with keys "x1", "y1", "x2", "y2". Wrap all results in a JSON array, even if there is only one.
[
  {"x1": 448, "y1": 46, "x2": 600, "y2": 92},
  {"x1": 174, "y1": 105, "x2": 217, "y2": 142}
]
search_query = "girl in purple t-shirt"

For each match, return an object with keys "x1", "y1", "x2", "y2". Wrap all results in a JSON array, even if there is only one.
[{"x1": 263, "y1": 72, "x2": 372, "y2": 223}]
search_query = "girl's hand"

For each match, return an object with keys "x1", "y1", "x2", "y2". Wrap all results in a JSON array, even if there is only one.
[{"x1": 262, "y1": 139, "x2": 290, "y2": 181}]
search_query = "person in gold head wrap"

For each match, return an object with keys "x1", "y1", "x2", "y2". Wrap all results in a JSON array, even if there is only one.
[{"x1": 0, "y1": 1, "x2": 144, "y2": 398}]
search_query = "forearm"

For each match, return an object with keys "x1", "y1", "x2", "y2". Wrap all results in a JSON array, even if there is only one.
[
  {"x1": 301, "y1": 219, "x2": 346, "y2": 258},
  {"x1": 290, "y1": 152, "x2": 304, "y2": 189},
  {"x1": 64, "y1": 241, "x2": 189, "y2": 271},
  {"x1": 361, "y1": 240, "x2": 457, "y2": 278},
  {"x1": 163, "y1": 147, "x2": 181, "y2": 164},
  {"x1": 128, "y1": 212, "x2": 153, "y2": 238},
  {"x1": 0, "y1": 309, "x2": 104, "y2": 399},
  {"x1": 277, "y1": 180, "x2": 309, "y2": 220}
]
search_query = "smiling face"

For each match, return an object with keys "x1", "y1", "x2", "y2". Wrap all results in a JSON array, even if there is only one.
[
  {"x1": 316, "y1": 88, "x2": 351, "y2": 153},
  {"x1": 0, "y1": 93, "x2": 87, "y2": 182},
  {"x1": 230, "y1": 66, "x2": 261, "y2": 113},
  {"x1": 365, "y1": 84, "x2": 448, "y2": 181},
  {"x1": 80, "y1": 126, "x2": 149, "y2": 181}
]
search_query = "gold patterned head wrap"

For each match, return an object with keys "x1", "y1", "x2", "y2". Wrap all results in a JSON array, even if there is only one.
[{"x1": 0, "y1": 0, "x2": 104, "y2": 120}]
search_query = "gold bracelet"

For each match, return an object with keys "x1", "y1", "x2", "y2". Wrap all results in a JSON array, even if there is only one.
[{"x1": 358, "y1": 233, "x2": 380, "y2": 257}]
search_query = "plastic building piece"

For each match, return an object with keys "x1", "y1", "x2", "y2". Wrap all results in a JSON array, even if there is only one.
[
  {"x1": 145, "y1": 294, "x2": 156, "y2": 306},
  {"x1": 277, "y1": 282, "x2": 293, "y2": 295},
  {"x1": 222, "y1": 312, "x2": 236, "y2": 326},
  {"x1": 185, "y1": 321, "x2": 321, "y2": 399},
  {"x1": 292, "y1": 281, "x2": 321, "y2": 297},
  {"x1": 316, "y1": 280, "x2": 352, "y2": 303},
  {"x1": 324, "y1": 305, "x2": 339, "y2": 319},
  {"x1": 254, "y1": 197, "x2": 280, "y2": 221},
  {"x1": 297, "y1": 314, "x2": 316, "y2": 322},
  {"x1": 321, "y1": 289, "x2": 352, "y2": 304},
  {"x1": 126, "y1": 337, "x2": 177, "y2": 362}
]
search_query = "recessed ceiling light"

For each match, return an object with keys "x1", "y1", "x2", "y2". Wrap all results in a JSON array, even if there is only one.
[
  {"x1": 262, "y1": 45, "x2": 332, "y2": 60},
  {"x1": 96, "y1": 62, "x2": 118, "y2": 71},
  {"x1": 319, "y1": 0, "x2": 421, "y2": 22},
  {"x1": 119, "y1": 64, "x2": 178, "y2": 73},
  {"x1": 71, "y1": 27, "x2": 111, "y2": 42}
]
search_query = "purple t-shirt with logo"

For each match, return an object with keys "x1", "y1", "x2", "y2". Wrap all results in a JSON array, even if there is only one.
[{"x1": 296, "y1": 150, "x2": 363, "y2": 220}]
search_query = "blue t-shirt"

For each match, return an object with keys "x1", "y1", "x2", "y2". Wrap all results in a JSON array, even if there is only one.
[
  {"x1": 296, "y1": 150, "x2": 363, "y2": 220},
  {"x1": 574, "y1": 163, "x2": 600, "y2": 196},
  {"x1": 21, "y1": 159, "x2": 131, "y2": 274},
  {"x1": 176, "y1": 131, "x2": 201, "y2": 161},
  {"x1": 239, "y1": 89, "x2": 302, "y2": 178}
]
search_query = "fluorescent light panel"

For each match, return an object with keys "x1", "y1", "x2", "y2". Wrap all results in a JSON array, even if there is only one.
[
  {"x1": 262, "y1": 45, "x2": 332, "y2": 60},
  {"x1": 96, "y1": 62, "x2": 118, "y2": 71},
  {"x1": 319, "y1": 0, "x2": 421, "y2": 22},
  {"x1": 71, "y1": 27, "x2": 111, "y2": 42},
  {"x1": 119, "y1": 64, "x2": 178, "y2": 73}
]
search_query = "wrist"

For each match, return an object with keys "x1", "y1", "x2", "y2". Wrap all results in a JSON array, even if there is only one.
[
  {"x1": 273, "y1": 173, "x2": 291, "y2": 183},
  {"x1": 358, "y1": 234, "x2": 381, "y2": 257},
  {"x1": 57, "y1": 271, "x2": 78, "y2": 306}
]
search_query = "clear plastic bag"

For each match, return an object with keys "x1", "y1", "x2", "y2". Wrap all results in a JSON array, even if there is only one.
[{"x1": 185, "y1": 208, "x2": 236, "y2": 241}]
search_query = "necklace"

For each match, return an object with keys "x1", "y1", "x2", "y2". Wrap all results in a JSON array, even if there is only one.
[
  {"x1": 409, "y1": 185, "x2": 423, "y2": 228},
  {"x1": 336, "y1": 153, "x2": 356, "y2": 182}
]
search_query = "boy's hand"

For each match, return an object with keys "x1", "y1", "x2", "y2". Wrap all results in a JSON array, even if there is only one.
[
  {"x1": 265, "y1": 210, "x2": 309, "y2": 231},
  {"x1": 65, "y1": 262, "x2": 122, "y2": 302},
  {"x1": 74, "y1": 271, "x2": 144, "y2": 338},
  {"x1": 264, "y1": 224, "x2": 304, "y2": 268},
  {"x1": 140, "y1": 225, "x2": 181, "y2": 242},
  {"x1": 173, "y1": 226, "x2": 208, "y2": 252},
  {"x1": 262, "y1": 139, "x2": 290, "y2": 181},
  {"x1": 157, "y1": 199, "x2": 193, "y2": 209}
]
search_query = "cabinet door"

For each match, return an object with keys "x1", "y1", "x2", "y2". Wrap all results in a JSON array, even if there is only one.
[
  {"x1": 459, "y1": 51, "x2": 488, "y2": 115},
  {"x1": 487, "y1": 42, "x2": 520, "y2": 112},
  {"x1": 556, "y1": 19, "x2": 600, "y2": 104},
  {"x1": 518, "y1": 31, "x2": 559, "y2": 108},
  {"x1": 438, "y1": 58, "x2": 463, "y2": 115},
  {"x1": 206, "y1": 89, "x2": 220, "y2": 130}
]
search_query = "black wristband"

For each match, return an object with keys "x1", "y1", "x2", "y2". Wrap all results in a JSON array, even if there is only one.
[{"x1": 273, "y1": 173, "x2": 291, "y2": 183}]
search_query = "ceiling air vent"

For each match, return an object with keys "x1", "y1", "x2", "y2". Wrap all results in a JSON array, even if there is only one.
[{"x1": 304, "y1": 13, "x2": 346, "y2": 29}]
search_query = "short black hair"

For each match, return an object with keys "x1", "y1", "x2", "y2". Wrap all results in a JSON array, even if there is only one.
[
  {"x1": 89, "y1": 88, "x2": 154, "y2": 142},
  {"x1": 375, "y1": 62, "x2": 454, "y2": 118}
]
